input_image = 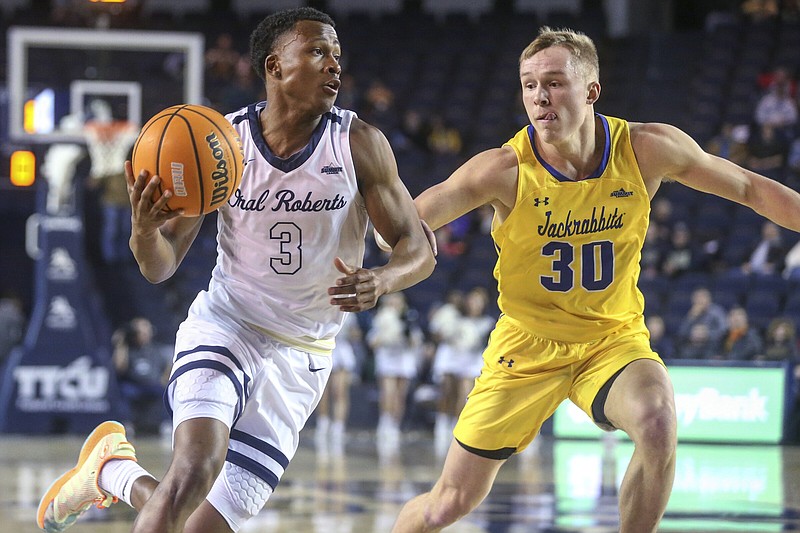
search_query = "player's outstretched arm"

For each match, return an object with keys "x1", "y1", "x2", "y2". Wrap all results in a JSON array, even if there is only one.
[
  {"x1": 125, "y1": 161, "x2": 205, "y2": 283},
  {"x1": 328, "y1": 119, "x2": 435, "y2": 312},
  {"x1": 632, "y1": 122, "x2": 800, "y2": 232},
  {"x1": 374, "y1": 147, "x2": 517, "y2": 253},
  {"x1": 415, "y1": 147, "x2": 519, "y2": 231}
]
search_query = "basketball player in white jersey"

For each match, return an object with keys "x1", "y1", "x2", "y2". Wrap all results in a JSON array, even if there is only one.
[{"x1": 37, "y1": 7, "x2": 435, "y2": 533}]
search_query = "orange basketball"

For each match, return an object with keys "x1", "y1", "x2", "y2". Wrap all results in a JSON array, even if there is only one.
[{"x1": 131, "y1": 104, "x2": 244, "y2": 216}]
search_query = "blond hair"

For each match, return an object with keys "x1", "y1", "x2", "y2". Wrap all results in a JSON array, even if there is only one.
[{"x1": 520, "y1": 26, "x2": 599, "y2": 81}]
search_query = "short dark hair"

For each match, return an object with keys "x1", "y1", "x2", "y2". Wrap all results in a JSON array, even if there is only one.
[{"x1": 249, "y1": 7, "x2": 336, "y2": 81}]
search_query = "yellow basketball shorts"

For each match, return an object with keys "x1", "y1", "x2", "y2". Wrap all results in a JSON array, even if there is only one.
[{"x1": 453, "y1": 314, "x2": 664, "y2": 457}]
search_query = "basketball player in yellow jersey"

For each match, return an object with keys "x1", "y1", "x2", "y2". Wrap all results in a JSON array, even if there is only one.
[{"x1": 391, "y1": 27, "x2": 800, "y2": 533}]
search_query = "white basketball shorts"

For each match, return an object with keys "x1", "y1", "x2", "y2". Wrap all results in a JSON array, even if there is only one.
[{"x1": 165, "y1": 311, "x2": 331, "y2": 531}]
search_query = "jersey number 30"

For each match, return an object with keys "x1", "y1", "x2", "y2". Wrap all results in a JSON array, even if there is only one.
[{"x1": 540, "y1": 240, "x2": 613, "y2": 292}]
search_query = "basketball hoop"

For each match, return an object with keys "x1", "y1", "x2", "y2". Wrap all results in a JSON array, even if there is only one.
[{"x1": 83, "y1": 120, "x2": 139, "y2": 180}]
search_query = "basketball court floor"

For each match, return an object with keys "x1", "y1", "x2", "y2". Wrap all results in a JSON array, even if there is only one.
[{"x1": 2, "y1": 429, "x2": 799, "y2": 533}]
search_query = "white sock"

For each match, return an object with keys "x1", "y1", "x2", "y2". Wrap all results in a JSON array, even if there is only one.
[{"x1": 98, "y1": 458, "x2": 154, "y2": 507}]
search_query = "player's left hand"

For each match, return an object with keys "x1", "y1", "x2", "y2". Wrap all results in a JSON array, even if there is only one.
[{"x1": 328, "y1": 257, "x2": 381, "y2": 312}]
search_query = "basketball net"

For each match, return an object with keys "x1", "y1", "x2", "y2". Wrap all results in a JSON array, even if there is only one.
[{"x1": 83, "y1": 120, "x2": 139, "y2": 179}]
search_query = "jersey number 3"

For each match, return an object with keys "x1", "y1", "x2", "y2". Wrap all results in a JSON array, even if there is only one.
[
  {"x1": 270, "y1": 222, "x2": 302, "y2": 274},
  {"x1": 540, "y1": 240, "x2": 613, "y2": 292}
]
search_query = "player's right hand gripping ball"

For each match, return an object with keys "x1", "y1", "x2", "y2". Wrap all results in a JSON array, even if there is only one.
[{"x1": 132, "y1": 104, "x2": 245, "y2": 216}]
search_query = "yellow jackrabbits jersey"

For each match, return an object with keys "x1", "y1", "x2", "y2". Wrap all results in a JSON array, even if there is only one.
[{"x1": 495, "y1": 115, "x2": 649, "y2": 342}]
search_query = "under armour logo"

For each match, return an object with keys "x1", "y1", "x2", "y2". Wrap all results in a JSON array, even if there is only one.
[
  {"x1": 498, "y1": 356, "x2": 514, "y2": 368},
  {"x1": 533, "y1": 197, "x2": 550, "y2": 207}
]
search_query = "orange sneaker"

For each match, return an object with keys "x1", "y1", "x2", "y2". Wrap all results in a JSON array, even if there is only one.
[{"x1": 36, "y1": 421, "x2": 136, "y2": 532}]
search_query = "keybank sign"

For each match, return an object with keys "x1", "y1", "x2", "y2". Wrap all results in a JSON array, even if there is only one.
[
  {"x1": 13, "y1": 356, "x2": 110, "y2": 413},
  {"x1": 676, "y1": 387, "x2": 767, "y2": 424},
  {"x1": 554, "y1": 364, "x2": 787, "y2": 443}
]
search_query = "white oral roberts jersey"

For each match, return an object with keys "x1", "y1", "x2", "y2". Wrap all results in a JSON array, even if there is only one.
[{"x1": 191, "y1": 102, "x2": 368, "y2": 353}]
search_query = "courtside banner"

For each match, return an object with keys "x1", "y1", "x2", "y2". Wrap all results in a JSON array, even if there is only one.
[
  {"x1": 0, "y1": 178, "x2": 123, "y2": 434},
  {"x1": 553, "y1": 362, "x2": 790, "y2": 443},
  {"x1": 553, "y1": 440, "x2": 783, "y2": 529}
]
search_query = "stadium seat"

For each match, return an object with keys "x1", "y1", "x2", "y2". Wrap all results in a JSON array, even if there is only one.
[
  {"x1": 664, "y1": 288, "x2": 695, "y2": 316},
  {"x1": 743, "y1": 288, "x2": 783, "y2": 333}
]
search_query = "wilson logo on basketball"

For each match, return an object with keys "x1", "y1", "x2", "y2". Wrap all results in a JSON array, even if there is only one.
[{"x1": 206, "y1": 132, "x2": 231, "y2": 207}]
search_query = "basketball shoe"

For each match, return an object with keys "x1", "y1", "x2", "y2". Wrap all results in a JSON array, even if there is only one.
[{"x1": 37, "y1": 421, "x2": 137, "y2": 532}]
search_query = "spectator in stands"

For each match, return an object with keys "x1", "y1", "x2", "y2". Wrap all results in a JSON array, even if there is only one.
[
  {"x1": 90, "y1": 157, "x2": 134, "y2": 265},
  {"x1": 83, "y1": 100, "x2": 138, "y2": 265},
  {"x1": 315, "y1": 312, "x2": 362, "y2": 453},
  {"x1": 646, "y1": 315, "x2": 674, "y2": 360},
  {"x1": 640, "y1": 222, "x2": 665, "y2": 280},
  {"x1": 678, "y1": 287, "x2": 728, "y2": 345},
  {"x1": 366, "y1": 292, "x2": 424, "y2": 454},
  {"x1": 742, "y1": 221, "x2": 786, "y2": 276},
  {"x1": 393, "y1": 109, "x2": 431, "y2": 153},
  {"x1": 758, "y1": 316, "x2": 799, "y2": 363},
  {"x1": 427, "y1": 115, "x2": 463, "y2": 156},
  {"x1": 783, "y1": 239, "x2": 800, "y2": 279},
  {"x1": 720, "y1": 307, "x2": 764, "y2": 361},
  {"x1": 660, "y1": 222, "x2": 696, "y2": 278},
  {"x1": 676, "y1": 323, "x2": 719, "y2": 359},
  {"x1": 361, "y1": 78, "x2": 397, "y2": 132},
  {"x1": 220, "y1": 57, "x2": 264, "y2": 113},
  {"x1": 754, "y1": 75, "x2": 798, "y2": 145},
  {"x1": 705, "y1": 122, "x2": 749, "y2": 166},
  {"x1": 757, "y1": 66, "x2": 797, "y2": 99},
  {"x1": 204, "y1": 32, "x2": 242, "y2": 107},
  {"x1": 112, "y1": 317, "x2": 173, "y2": 435},
  {"x1": 0, "y1": 295, "x2": 25, "y2": 369},
  {"x1": 205, "y1": 32, "x2": 241, "y2": 81},
  {"x1": 746, "y1": 124, "x2": 787, "y2": 179},
  {"x1": 650, "y1": 197, "x2": 677, "y2": 246},
  {"x1": 777, "y1": 323, "x2": 800, "y2": 437}
]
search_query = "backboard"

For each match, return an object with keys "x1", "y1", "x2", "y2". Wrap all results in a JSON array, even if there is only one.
[{"x1": 8, "y1": 26, "x2": 205, "y2": 144}]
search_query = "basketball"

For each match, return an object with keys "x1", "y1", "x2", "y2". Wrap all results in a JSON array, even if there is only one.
[{"x1": 131, "y1": 104, "x2": 244, "y2": 216}]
